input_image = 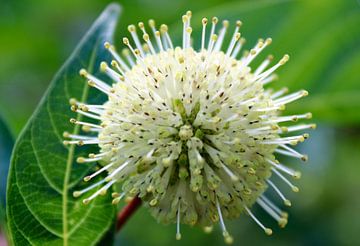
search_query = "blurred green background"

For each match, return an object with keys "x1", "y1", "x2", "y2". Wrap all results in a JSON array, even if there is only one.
[{"x1": 1, "y1": 0, "x2": 360, "y2": 245}]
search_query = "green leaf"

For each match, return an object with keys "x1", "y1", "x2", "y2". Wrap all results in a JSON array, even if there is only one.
[
  {"x1": 170, "y1": 0, "x2": 360, "y2": 125},
  {"x1": 6, "y1": 4, "x2": 121, "y2": 245}
]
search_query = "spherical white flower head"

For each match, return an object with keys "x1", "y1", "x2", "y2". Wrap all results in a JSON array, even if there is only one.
[{"x1": 64, "y1": 11, "x2": 315, "y2": 243}]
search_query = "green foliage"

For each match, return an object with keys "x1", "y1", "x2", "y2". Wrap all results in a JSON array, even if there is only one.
[{"x1": 6, "y1": 4, "x2": 120, "y2": 245}]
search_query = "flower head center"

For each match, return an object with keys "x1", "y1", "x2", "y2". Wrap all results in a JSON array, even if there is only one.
[{"x1": 179, "y1": 125, "x2": 193, "y2": 141}]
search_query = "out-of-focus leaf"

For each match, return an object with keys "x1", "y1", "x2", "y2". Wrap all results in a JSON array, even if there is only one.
[
  {"x1": 6, "y1": 4, "x2": 120, "y2": 245},
  {"x1": 171, "y1": 0, "x2": 360, "y2": 125},
  {"x1": 0, "y1": 115, "x2": 14, "y2": 226}
]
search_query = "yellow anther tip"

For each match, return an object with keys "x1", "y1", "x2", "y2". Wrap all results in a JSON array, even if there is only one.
[
  {"x1": 62, "y1": 131, "x2": 69, "y2": 138},
  {"x1": 278, "y1": 218, "x2": 288, "y2": 228},
  {"x1": 69, "y1": 98, "x2": 77, "y2": 105},
  {"x1": 138, "y1": 22, "x2": 144, "y2": 28},
  {"x1": 236, "y1": 20, "x2": 242, "y2": 27},
  {"x1": 100, "y1": 61, "x2": 107, "y2": 72},
  {"x1": 203, "y1": 226, "x2": 213, "y2": 234},
  {"x1": 123, "y1": 37, "x2": 129, "y2": 45},
  {"x1": 212, "y1": 17, "x2": 218, "y2": 23},
  {"x1": 73, "y1": 191, "x2": 81, "y2": 198},
  {"x1": 224, "y1": 235, "x2": 234, "y2": 244},
  {"x1": 149, "y1": 199, "x2": 158, "y2": 206},
  {"x1": 265, "y1": 228, "x2": 273, "y2": 236},
  {"x1": 176, "y1": 233, "x2": 182, "y2": 240},
  {"x1": 301, "y1": 155, "x2": 308, "y2": 162},
  {"x1": 294, "y1": 171, "x2": 302, "y2": 179},
  {"x1": 284, "y1": 199, "x2": 292, "y2": 207},
  {"x1": 160, "y1": 24, "x2": 168, "y2": 32},
  {"x1": 82, "y1": 199, "x2": 90, "y2": 205},
  {"x1": 112, "y1": 197, "x2": 121, "y2": 205},
  {"x1": 266, "y1": 38, "x2": 272, "y2": 44},
  {"x1": 83, "y1": 176, "x2": 91, "y2": 182},
  {"x1": 292, "y1": 186, "x2": 300, "y2": 192},
  {"x1": 280, "y1": 54, "x2": 290, "y2": 65},
  {"x1": 182, "y1": 15, "x2": 188, "y2": 23},
  {"x1": 76, "y1": 157, "x2": 85, "y2": 163},
  {"x1": 127, "y1": 24, "x2": 136, "y2": 32},
  {"x1": 104, "y1": 42, "x2": 111, "y2": 49},
  {"x1": 202, "y1": 18, "x2": 208, "y2": 25},
  {"x1": 148, "y1": 19, "x2": 155, "y2": 27},
  {"x1": 79, "y1": 69, "x2": 87, "y2": 77}
]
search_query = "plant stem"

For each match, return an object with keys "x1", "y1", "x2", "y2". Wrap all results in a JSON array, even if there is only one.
[{"x1": 116, "y1": 196, "x2": 142, "y2": 231}]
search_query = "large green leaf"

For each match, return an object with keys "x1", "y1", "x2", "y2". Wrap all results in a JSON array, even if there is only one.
[
  {"x1": 170, "y1": 0, "x2": 360, "y2": 125},
  {"x1": 6, "y1": 4, "x2": 121, "y2": 245}
]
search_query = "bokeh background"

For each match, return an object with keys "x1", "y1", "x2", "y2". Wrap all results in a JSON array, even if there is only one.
[{"x1": 1, "y1": 0, "x2": 360, "y2": 245}]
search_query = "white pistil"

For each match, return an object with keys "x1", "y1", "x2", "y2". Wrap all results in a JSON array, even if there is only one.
[
  {"x1": 256, "y1": 198, "x2": 281, "y2": 223},
  {"x1": 73, "y1": 179, "x2": 106, "y2": 198},
  {"x1": 80, "y1": 69, "x2": 111, "y2": 93},
  {"x1": 83, "y1": 179, "x2": 117, "y2": 204},
  {"x1": 112, "y1": 192, "x2": 125, "y2": 205},
  {"x1": 220, "y1": 162, "x2": 239, "y2": 181},
  {"x1": 257, "y1": 197, "x2": 288, "y2": 228},
  {"x1": 266, "y1": 180, "x2": 291, "y2": 206},
  {"x1": 149, "y1": 19, "x2": 162, "y2": 51},
  {"x1": 122, "y1": 48, "x2": 135, "y2": 66},
  {"x1": 208, "y1": 17, "x2": 218, "y2": 50},
  {"x1": 266, "y1": 159, "x2": 301, "y2": 179},
  {"x1": 128, "y1": 24, "x2": 145, "y2": 57},
  {"x1": 214, "y1": 20, "x2": 229, "y2": 52},
  {"x1": 76, "y1": 156, "x2": 102, "y2": 163},
  {"x1": 282, "y1": 124, "x2": 316, "y2": 133},
  {"x1": 161, "y1": 24, "x2": 173, "y2": 50},
  {"x1": 231, "y1": 37, "x2": 245, "y2": 58},
  {"x1": 260, "y1": 195, "x2": 284, "y2": 216},
  {"x1": 226, "y1": 32, "x2": 241, "y2": 57},
  {"x1": 73, "y1": 107, "x2": 102, "y2": 121},
  {"x1": 84, "y1": 162, "x2": 115, "y2": 182},
  {"x1": 276, "y1": 144, "x2": 307, "y2": 161},
  {"x1": 244, "y1": 206, "x2": 272, "y2": 235},
  {"x1": 155, "y1": 31, "x2": 164, "y2": 52},
  {"x1": 105, "y1": 161, "x2": 131, "y2": 181},
  {"x1": 274, "y1": 90, "x2": 308, "y2": 106},
  {"x1": 104, "y1": 42, "x2": 130, "y2": 71},
  {"x1": 100, "y1": 62, "x2": 123, "y2": 82},
  {"x1": 176, "y1": 203, "x2": 181, "y2": 240},
  {"x1": 226, "y1": 20, "x2": 241, "y2": 56},
  {"x1": 254, "y1": 55, "x2": 273, "y2": 76},
  {"x1": 254, "y1": 54, "x2": 289, "y2": 82},
  {"x1": 63, "y1": 132, "x2": 94, "y2": 140},
  {"x1": 243, "y1": 38, "x2": 272, "y2": 67},
  {"x1": 201, "y1": 18, "x2": 208, "y2": 51},
  {"x1": 216, "y1": 198, "x2": 233, "y2": 244},
  {"x1": 270, "y1": 87, "x2": 289, "y2": 99},
  {"x1": 262, "y1": 74, "x2": 278, "y2": 85},
  {"x1": 69, "y1": 119, "x2": 102, "y2": 129},
  {"x1": 272, "y1": 168, "x2": 299, "y2": 192}
]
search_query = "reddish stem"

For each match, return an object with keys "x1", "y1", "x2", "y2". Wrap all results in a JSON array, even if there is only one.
[{"x1": 116, "y1": 196, "x2": 142, "y2": 231}]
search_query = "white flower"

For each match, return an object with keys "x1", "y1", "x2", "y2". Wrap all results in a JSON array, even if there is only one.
[{"x1": 64, "y1": 11, "x2": 315, "y2": 244}]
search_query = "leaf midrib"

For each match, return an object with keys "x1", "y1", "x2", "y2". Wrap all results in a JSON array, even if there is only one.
[{"x1": 62, "y1": 43, "x2": 99, "y2": 246}]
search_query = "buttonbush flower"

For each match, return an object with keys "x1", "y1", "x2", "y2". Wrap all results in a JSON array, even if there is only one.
[{"x1": 64, "y1": 11, "x2": 315, "y2": 244}]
